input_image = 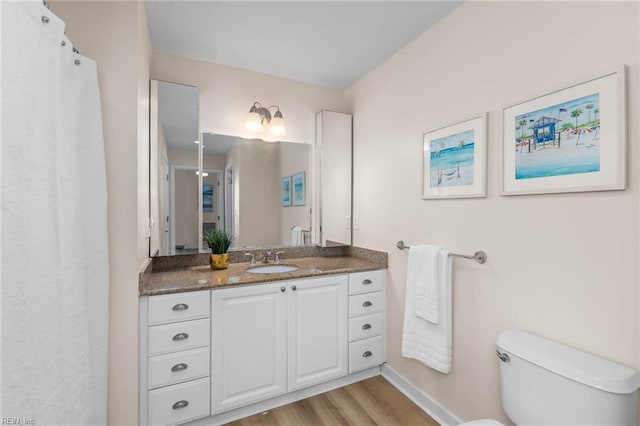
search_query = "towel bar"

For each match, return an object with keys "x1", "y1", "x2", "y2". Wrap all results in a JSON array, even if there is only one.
[{"x1": 396, "y1": 240, "x2": 487, "y2": 264}]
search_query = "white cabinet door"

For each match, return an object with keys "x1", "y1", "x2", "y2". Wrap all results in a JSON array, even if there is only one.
[
  {"x1": 211, "y1": 282, "x2": 287, "y2": 413},
  {"x1": 287, "y1": 275, "x2": 348, "y2": 391}
]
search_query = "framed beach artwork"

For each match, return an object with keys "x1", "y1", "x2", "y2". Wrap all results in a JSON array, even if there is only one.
[
  {"x1": 422, "y1": 114, "x2": 487, "y2": 199},
  {"x1": 281, "y1": 176, "x2": 292, "y2": 207},
  {"x1": 501, "y1": 67, "x2": 626, "y2": 195},
  {"x1": 292, "y1": 172, "x2": 305, "y2": 206},
  {"x1": 203, "y1": 184, "x2": 214, "y2": 212}
]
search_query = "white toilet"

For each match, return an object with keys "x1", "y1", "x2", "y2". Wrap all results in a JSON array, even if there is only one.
[{"x1": 461, "y1": 328, "x2": 640, "y2": 426}]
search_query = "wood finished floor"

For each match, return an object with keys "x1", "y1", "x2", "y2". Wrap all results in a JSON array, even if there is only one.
[{"x1": 226, "y1": 376, "x2": 440, "y2": 426}]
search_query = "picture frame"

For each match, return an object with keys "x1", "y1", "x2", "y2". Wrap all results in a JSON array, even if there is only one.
[
  {"x1": 281, "y1": 176, "x2": 292, "y2": 207},
  {"x1": 292, "y1": 172, "x2": 305, "y2": 206},
  {"x1": 500, "y1": 66, "x2": 626, "y2": 195},
  {"x1": 203, "y1": 183, "x2": 214, "y2": 212},
  {"x1": 422, "y1": 114, "x2": 487, "y2": 199}
]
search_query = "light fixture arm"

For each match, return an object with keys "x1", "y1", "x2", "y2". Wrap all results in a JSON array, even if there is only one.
[{"x1": 248, "y1": 102, "x2": 283, "y2": 125}]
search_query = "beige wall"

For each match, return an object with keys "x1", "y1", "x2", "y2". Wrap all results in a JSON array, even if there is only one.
[
  {"x1": 48, "y1": 1, "x2": 150, "y2": 424},
  {"x1": 345, "y1": 1, "x2": 639, "y2": 423},
  {"x1": 151, "y1": 52, "x2": 346, "y2": 145}
]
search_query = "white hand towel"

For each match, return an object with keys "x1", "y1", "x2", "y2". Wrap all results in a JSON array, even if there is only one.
[
  {"x1": 409, "y1": 245, "x2": 442, "y2": 324},
  {"x1": 291, "y1": 226, "x2": 303, "y2": 246},
  {"x1": 402, "y1": 249, "x2": 453, "y2": 373}
]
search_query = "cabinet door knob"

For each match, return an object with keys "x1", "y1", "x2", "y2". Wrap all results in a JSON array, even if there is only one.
[
  {"x1": 362, "y1": 301, "x2": 373, "y2": 307},
  {"x1": 172, "y1": 332, "x2": 189, "y2": 341},
  {"x1": 362, "y1": 279, "x2": 373, "y2": 285},
  {"x1": 363, "y1": 351, "x2": 373, "y2": 358},
  {"x1": 172, "y1": 400, "x2": 189, "y2": 410},
  {"x1": 171, "y1": 363, "x2": 188, "y2": 372},
  {"x1": 280, "y1": 286, "x2": 286, "y2": 292},
  {"x1": 291, "y1": 285, "x2": 297, "y2": 291},
  {"x1": 361, "y1": 323, "x2": 372, "y2": 330},
  {"x1": 172, "y1": 303, "x2": 189, "y2": 311}
]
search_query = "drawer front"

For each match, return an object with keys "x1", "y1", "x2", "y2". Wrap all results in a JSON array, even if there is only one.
[
  {"x1": 349, "y1": 335, "x2": 384, "y2": 374},
  {"x1": 148, "y1": 347, "x2": 210, "y2": 390},
  {"x1": 148, "y1": 377, "x2": 210, "y2": 426},
  {"x1": 349, "y1": 291, "x2": 383, "y2": 318},
  {"x1": 149, "y1": 318, "x2": 210, "y2": 357},
  {"x1": 348, "y1": 270, "x2": 384, "y2": 295},
  {"x1": 348, "y1": 313, "x2": 383, "y2": 342},
  {"x1": 148, "y1": 290, "x2": 210, "y2": 326}
]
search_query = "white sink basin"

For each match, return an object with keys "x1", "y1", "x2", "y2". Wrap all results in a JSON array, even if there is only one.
[{"x1": 247, "y1": 265, "x2": 299, "y2": 274}]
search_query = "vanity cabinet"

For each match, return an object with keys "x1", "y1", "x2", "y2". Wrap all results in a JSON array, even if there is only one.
[
  {"x1": 287, "y1": 275, "x2": 348, "y2": 391},
  {"x1": 140, "y1": 268, "x2": 385, "y2": 425},
  {"x1": 211, "y1": 275, "x2": 348, "y2": 413},
  {"x1": 347, "y1": 270, "x2": 385, "y2": 373},
  {"x1": 140, "y1": 290, "x2": 211, "y2": 426},
  {"x1": 210, "y1": 282, "x2": 288, "y2": 413}
]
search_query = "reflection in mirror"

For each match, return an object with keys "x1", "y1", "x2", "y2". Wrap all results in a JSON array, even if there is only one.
[
  {"x1": 149, "y1": 80, "x2": 199, "y2": 256},
  {"x1": 202, "y1": 133, "x2": 312, "y2": 249}
]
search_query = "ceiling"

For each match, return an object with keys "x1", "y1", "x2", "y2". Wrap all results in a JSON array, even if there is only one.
[
  {"x1": 145, "y1": 1, "x2": 461, "y2": 89},
  {"x1": 202, "y1": 133, "x2": 237, "y2": 157}
]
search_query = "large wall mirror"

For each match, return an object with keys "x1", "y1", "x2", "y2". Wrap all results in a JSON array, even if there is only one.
[{"x1": 149, "y1": 79, "x2": 351, "y2": 257}]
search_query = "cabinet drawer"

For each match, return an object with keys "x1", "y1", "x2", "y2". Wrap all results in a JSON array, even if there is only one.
[
  {"x1": 148, "y1": 347, "x2": 210, "y2": 390},
  {"x1": 148, "y1": 377, "x2": 210, "y2": 426},
  {"x1": 348, "y1": 313, "x2": 383, "y2": 342},
  {"x1": 349, "y1": 291, "x2": 383, "y2": 318},
  {"x1": 149, "y1": 318, "x2": 210, "y2": 357},
  {"x1": 348, "y1": 270, "x2": 384, "y2": 295},
  {"x1": 148, "y1": 290, "x2": 210, "y2": 326},
  {"x1": 349, "y1": 335, "x2": 384, "y2": 374}
]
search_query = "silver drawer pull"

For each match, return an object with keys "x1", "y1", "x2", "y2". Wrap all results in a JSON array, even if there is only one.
[
  {"x1": 361, "y1": 323, "x2": 372, "y2": 330},
  {"x1": 363, "y1": 351, "x2": 373, "y2": 358},
  {"x1": 172, "y1": 303, "x2": 189, "y2": 311},
  {"x1": 362, "y1": 301, "x2": 373, "y2": 307},
  {"x1": 172, "y1": 332, "x2": 189, "y2": 341},
  {"x1": 172, "y1": 400, "x2": 189, "y2": 410},
  {"x1": 280, "y1": 286, "x2": 286, "y2": 292},
  {"x1": 171, "y1": 363, "x2": 188, "y2": 372},
  {"x1": 362, "y1": 279, "x2": 373, "y2": 285}
]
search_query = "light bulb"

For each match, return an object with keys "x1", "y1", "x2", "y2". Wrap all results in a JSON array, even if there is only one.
[
  {"x1": 269, "y1": 116, "x2": 286, "y2": 137},
  {"x1": 244, "y1": 111, "x2": 262, "y2": 132}
]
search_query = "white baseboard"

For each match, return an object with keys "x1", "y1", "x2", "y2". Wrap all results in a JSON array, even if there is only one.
[
  {"x1": 184, "y1": 367, "x2": 382, "y2": 426},
  {"x1": 381, "y1": 363, "x2": 461, "y2": 426}
]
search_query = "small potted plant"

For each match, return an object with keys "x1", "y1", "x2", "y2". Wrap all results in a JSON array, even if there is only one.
[{"x1": 204, "y1": 229, "x2": 233, "y2": 270}]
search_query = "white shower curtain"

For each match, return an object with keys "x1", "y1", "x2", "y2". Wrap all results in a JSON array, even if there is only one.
[{"x1": 1, "y1": 2, "x2": 109, "y2": 424}]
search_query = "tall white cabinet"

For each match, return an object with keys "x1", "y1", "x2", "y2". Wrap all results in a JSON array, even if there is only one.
[{"x1": 316, "y1": 111, "x2": 352, "y2": 247}]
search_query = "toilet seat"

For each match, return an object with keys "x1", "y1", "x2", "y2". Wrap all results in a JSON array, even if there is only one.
[{"x1": 459, "y1": 420, "x2": 504, "y2": 426}]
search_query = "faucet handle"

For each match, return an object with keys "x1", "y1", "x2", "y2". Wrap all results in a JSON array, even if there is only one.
[
  {"x1": 275, "y1": 251, "x2": 285, "y2": 264},
  {"x1": 244, "y1": 253, "x2": 256, "y2": 264}
]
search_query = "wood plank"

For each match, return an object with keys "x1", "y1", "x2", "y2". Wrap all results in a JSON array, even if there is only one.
[{"x1": 225, "y1": 376, "x2": 438, "y2": 425}]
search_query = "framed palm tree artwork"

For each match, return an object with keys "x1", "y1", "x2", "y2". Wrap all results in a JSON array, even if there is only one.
[{"x1": 501, "y1": 66, "x2": 626, "y2": 195}]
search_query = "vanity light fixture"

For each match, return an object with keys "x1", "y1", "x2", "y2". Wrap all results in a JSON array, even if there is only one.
[{"x1": 244, "y1": 101, "x2": 287, "y2": 137}]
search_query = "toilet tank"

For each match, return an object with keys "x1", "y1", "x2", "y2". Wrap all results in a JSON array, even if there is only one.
[{"x1": 497, "y1": 329, "x2": 639, "y2": 426}]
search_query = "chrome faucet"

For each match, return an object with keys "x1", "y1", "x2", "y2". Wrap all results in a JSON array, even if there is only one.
[
  {"x1": 275, "y1": 251, "x2": 285, "y2": 264},
  {"x1": 261, "y1": 251, "x2": 271, "y2": 264},
  {"x1": 244, "y1": 253, "x2": 256, "y2": 265}
]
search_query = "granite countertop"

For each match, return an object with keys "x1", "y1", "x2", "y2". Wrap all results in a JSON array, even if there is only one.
[{"x1": 140, "y1": 256, "x2": 386, "y2": 296}]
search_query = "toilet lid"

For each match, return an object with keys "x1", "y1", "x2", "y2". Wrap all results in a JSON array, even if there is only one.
[{"x1": 460, "y1": 420, "x2": 504, "y2": 426}]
